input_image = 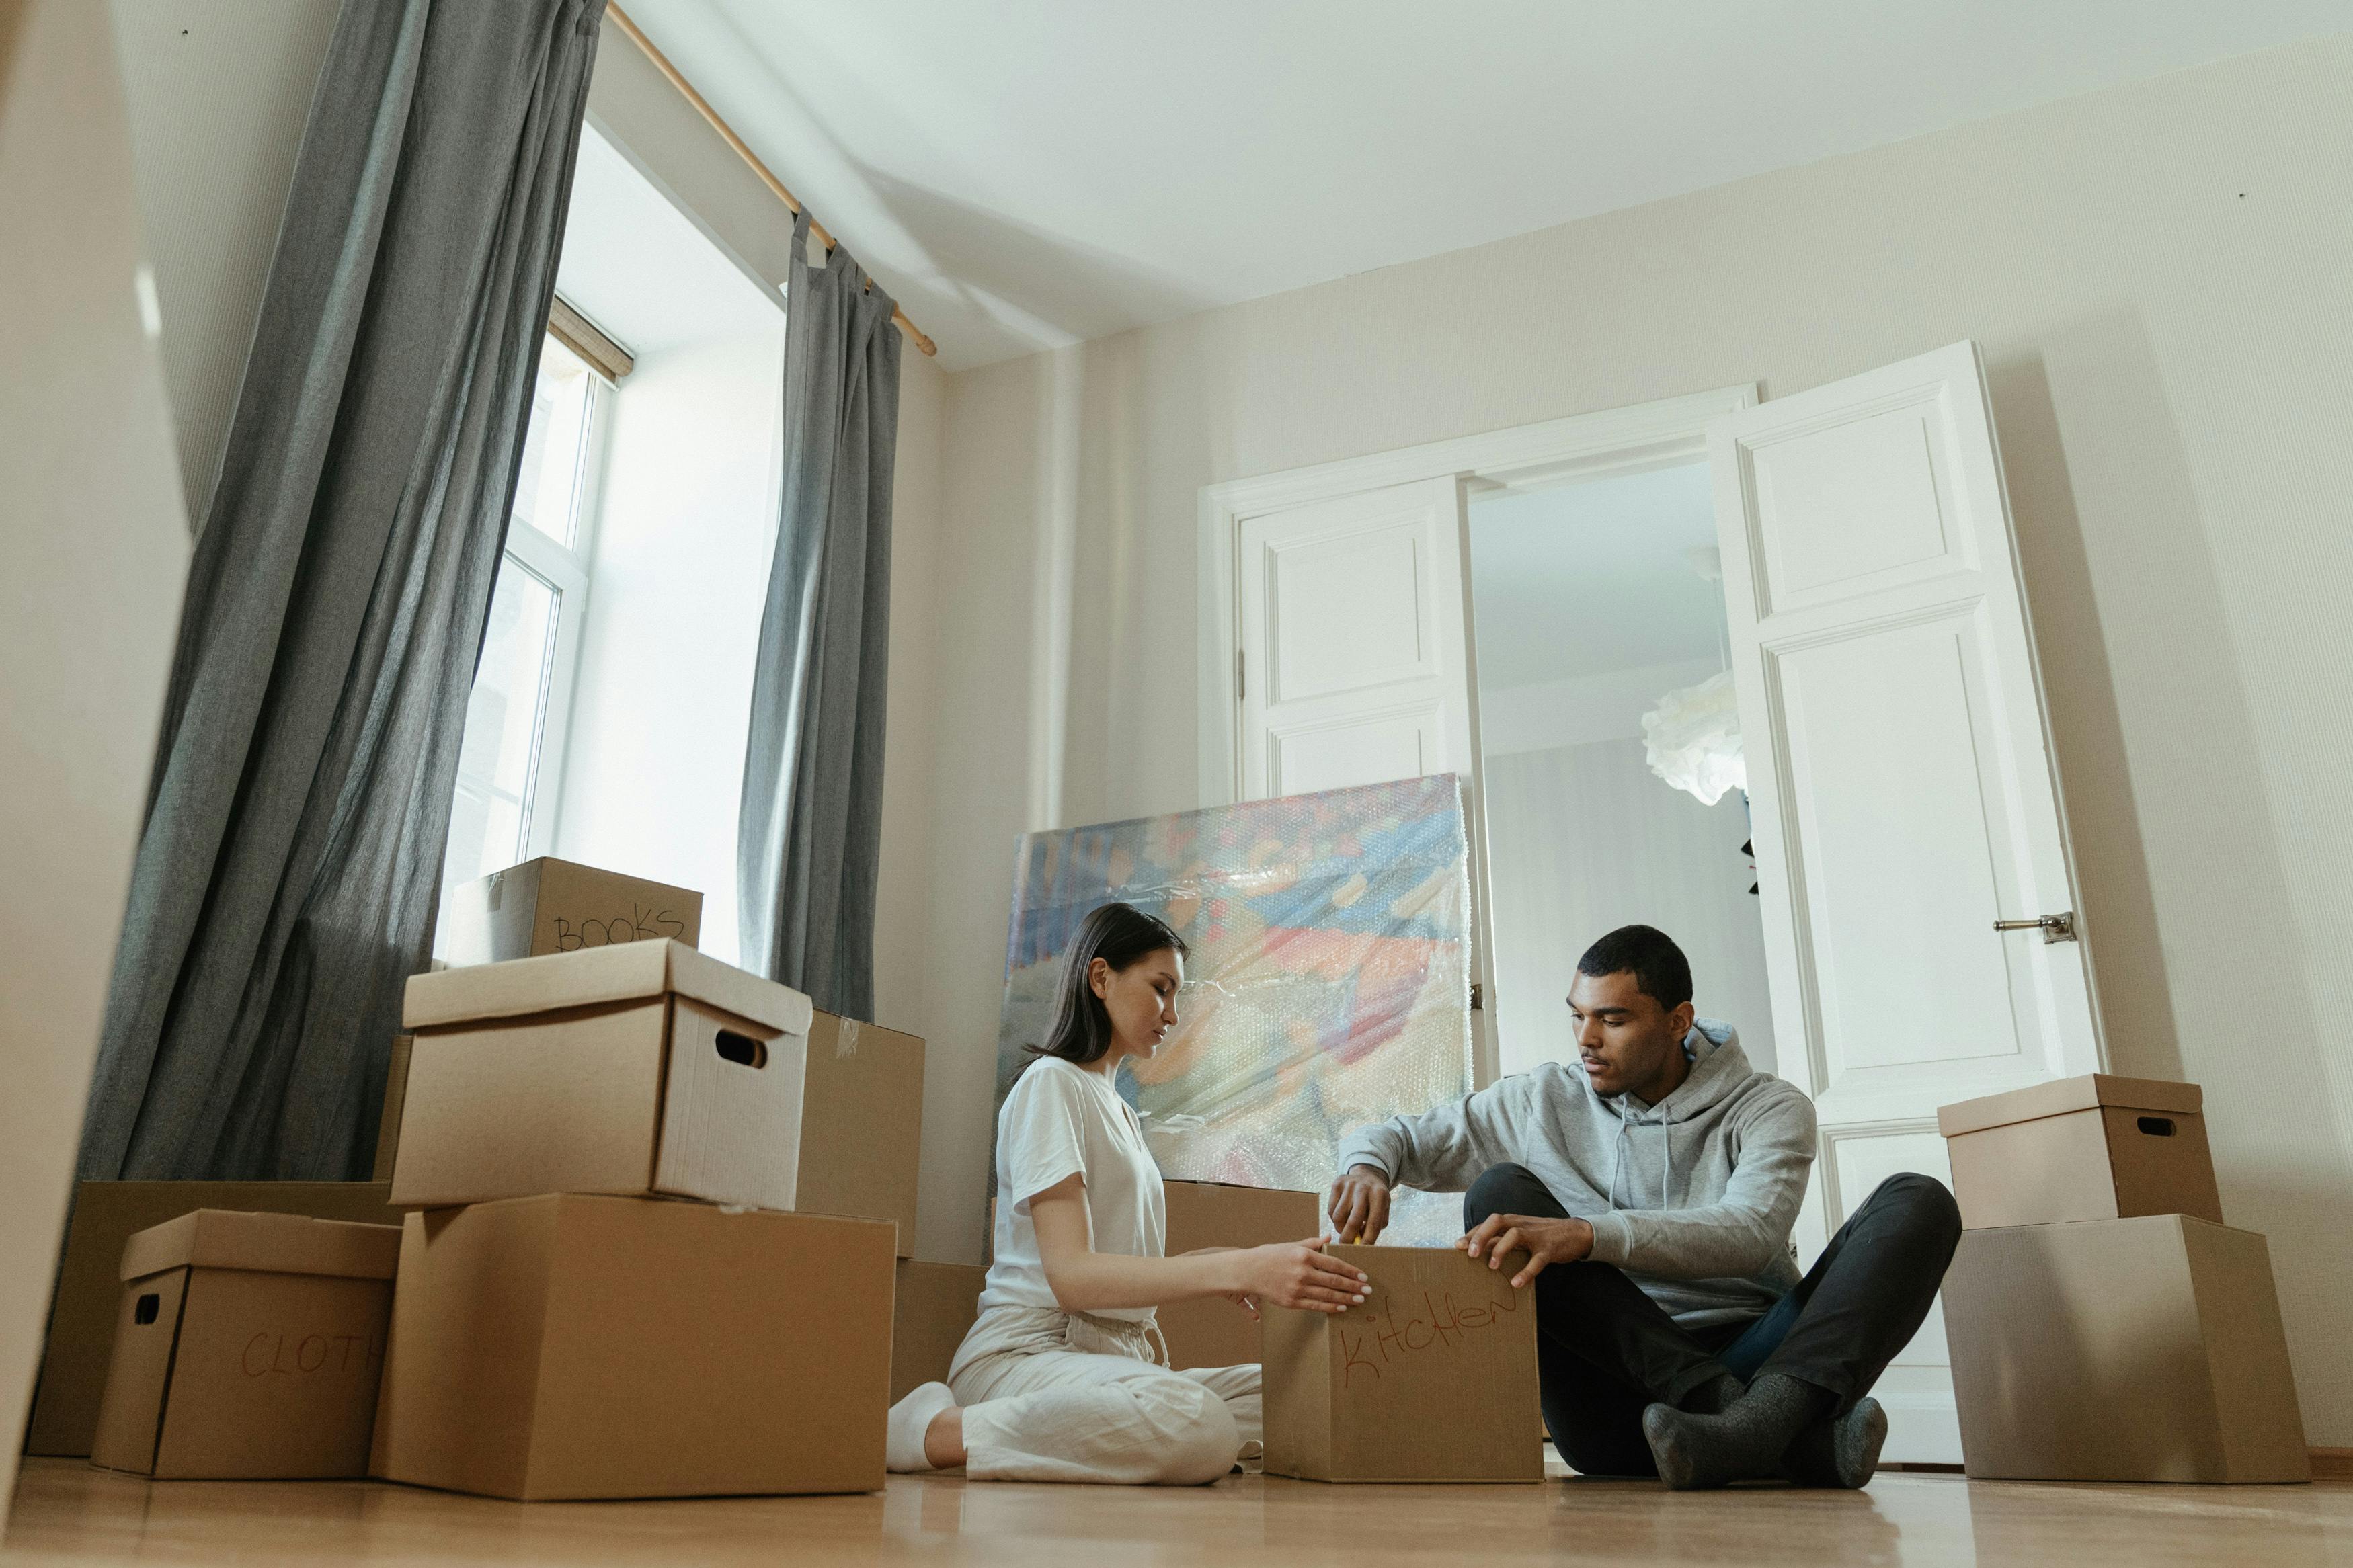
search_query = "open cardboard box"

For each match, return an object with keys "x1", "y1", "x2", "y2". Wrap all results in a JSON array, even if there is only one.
[
  {"x1": 371, "y1": 1194, "x2": 893, "y2": 1499},
  {"x1": 90, "y1": 1210, "x2": 400, "y2": 1479},
  {"x1": 1263, "y1": 1243, "x2": 1541, "y2": 1483},
  {"x1": 393, "y1": 940, "x2": 811, "y2": 1211}
]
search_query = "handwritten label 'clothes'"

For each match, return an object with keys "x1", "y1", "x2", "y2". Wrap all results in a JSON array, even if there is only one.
[
  {"x1": 237, "y1": 1331, "x2": 385, "y2": 1378},
  {"x1": 1337, "y1": 1287, "x2": 1522, "y2": 1387}
]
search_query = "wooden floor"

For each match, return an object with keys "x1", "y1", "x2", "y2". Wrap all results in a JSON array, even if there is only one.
[{"x1": 5, "y1": 1456, "x2": 2348, "y2": 1567}]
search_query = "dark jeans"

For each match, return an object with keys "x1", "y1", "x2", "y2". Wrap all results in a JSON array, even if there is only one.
[{"x1": 1464, "y1": 1163, "x2": 1961, "y2": 1478}]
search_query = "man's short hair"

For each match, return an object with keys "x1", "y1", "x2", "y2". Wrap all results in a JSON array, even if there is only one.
[{"x1": 1576, "y1": 925, "x2": 1693, "y2": 1013}]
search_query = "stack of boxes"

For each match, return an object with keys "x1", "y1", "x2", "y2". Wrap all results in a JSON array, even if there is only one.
[
  {"x1": 374, "y1": 934, "x2": 900, "y2": 1500},
  {"x1": 66, "y1": 856, "x2": 983, "y2": 1503},
  {"x1": 1938, "y1": 1073, "x2": 2309, "y2": 1483}
]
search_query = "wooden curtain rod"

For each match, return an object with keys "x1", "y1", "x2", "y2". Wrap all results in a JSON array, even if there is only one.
[{"x1": 606, "y1": 3, "x2": 939, "y2": 358}]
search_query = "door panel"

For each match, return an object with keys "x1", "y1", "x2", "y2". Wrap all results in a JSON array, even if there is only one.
[
  {"x1": 1269, "y1": 524, "x2": 1433, "y2": 702},
  {"x1": 1236, "y1": 474, "x2": 1495, "y2": 1082},
  {"x1": 1269, "y1": 707, "x2": 1439, "y2": 798},
  {"x1": 1750, "y1": 394, "x2": 1971, "y2": 610},
  {"x1": 1710, "y1": 341, "x2": 2104, "y2": 1462},
  {"x1": 1776, "y1": 609, "x2": 2024, "y2": 1089},
  {"x1": 1238, "y1": 477, "x2": 1474, "y2": 798},
  {"x1": 1823, "y1": 1127, "x2": 1955, "y2": 1368}
]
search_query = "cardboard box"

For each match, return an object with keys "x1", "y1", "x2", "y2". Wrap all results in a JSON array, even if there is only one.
[
  {"x1": 89, "y1": 1210, "x2": 400, "y2": 1478},
  {"x1": 393, "y1": 940, "x2": 811, "y2": 1211},
  {"x1": 370, "y1": 1034, "x2": 413, "y2": 1182},
  {"x1": 1263, "y1": 1244, "x2": 1542, "y2": 1483},
  {"x1": 1160, "y1": 1180, "x2": 1322, "y2": 1369},
  {"x1": 25, "y1": 1180, "x2": 396, "y2": 1457},
  {"x1": 797, "y1": 1010, "x2": 926, "y2": 1253},
  {"x1": 1944, "y1": 1215, "x2": 2308, "y2": 1483},
  {"x1": 440, "y1": 856, "x2": 701, "y2": 966},
  {"x1": 371, "y1": 1194, "x2": 893, "y2": 1499},
  {"x1": 1938, "y1": 1073, "x2": 2223, "y2": 1229},
  {"x1": 891, "y1": 1260, "x2": 986, "y2": 1401}
]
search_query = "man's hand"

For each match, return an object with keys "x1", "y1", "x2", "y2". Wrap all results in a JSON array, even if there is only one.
[
  {"x1": 1455, "y1": 1212, "x2": 1593, "y2": 1288},
  {"x1": 1326, "y1": 1165, "x2": 1394, "y2": 1243}
]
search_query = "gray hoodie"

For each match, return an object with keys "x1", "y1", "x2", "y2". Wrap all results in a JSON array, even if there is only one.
[{"x1": 1335, "y1": 1022, "x2": 1815, "y2": 1327}]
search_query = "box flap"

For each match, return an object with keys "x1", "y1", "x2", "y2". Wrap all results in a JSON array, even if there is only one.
[
  {"x1": 120, "y1": 1210, "x2": 402, "y2": 1283},
  {"x1": 667, "y1": 943, "x2": 811, "y2": 1036},
  {"x1": 403, "y1": 939, "x2": 811, "y2": 1035},
  {"x1": 1937, "y1": 1073, "x2": 2204, "y2": 1138}
]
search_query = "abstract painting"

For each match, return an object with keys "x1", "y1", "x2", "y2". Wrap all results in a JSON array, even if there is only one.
[{"x1": 995, "y1": 774, "x2": 1476, "y2": 1245}]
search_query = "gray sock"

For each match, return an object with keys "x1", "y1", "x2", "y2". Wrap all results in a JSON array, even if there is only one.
[
  {"x1": 1679, "y1": 1372, "x2": 1747, "y2": 1415},
  {"x1": 1778, "y1": 1397, "x2": 1888, "y2": 1489},
  {"x1": 1642, "y1": 1373, "x2": 1835, "y2": 1490}
]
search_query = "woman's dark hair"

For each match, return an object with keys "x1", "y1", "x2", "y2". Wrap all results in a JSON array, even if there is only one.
[{"x1": 1028, "y1": 901, "x2": 1189, "y2": 1065}]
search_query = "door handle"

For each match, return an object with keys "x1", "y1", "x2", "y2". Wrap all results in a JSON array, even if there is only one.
[{"x1": 1993, "y1": 913, "x2": 2077, "y2": 944}]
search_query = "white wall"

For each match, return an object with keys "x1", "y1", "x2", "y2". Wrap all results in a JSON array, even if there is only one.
[
  {"x1": 107, "y1": 0, "x2": 336, "y2": 524},
  {"x1": 875, "y1": 354, "x2": 950, "y2": 1112},
  {"x1": 1486, "y1": 741, "x2": 1776, "y2": 1083},
  {"x1": 1480, "y1": 658, "x2": 1722, "y2": 757},
  {"x1": 0, "y1": 0, "x2": 193, "y2": 1518},
  {"x1": 924, "y1": 34, "x2": 2353, "y2": 1436},
  {"x1": 551, "y1": 333, "x2": 784, "y2": 966}
]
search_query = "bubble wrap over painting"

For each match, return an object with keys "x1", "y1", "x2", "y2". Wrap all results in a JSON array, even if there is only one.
[{"x1": 995, "y1": 775, "x2": 1475, "y2": 1247}]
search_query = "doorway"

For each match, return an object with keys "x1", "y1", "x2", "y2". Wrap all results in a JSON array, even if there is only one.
[
  {"x1": 1464, "y1": 462, "x2": 1777, "y2": 1082},
  {"x1": 1204, "y1": 347, "x2": 2104, "y2": 1465}
]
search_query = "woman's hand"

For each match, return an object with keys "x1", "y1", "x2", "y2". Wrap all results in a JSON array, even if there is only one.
[
  {"x1": 1182, "y1": 1246, "x2": 1264, "y2": 1319},
  {"x1": 1228, "y1": 1236, "x2": 1371, "y2": 1314}
]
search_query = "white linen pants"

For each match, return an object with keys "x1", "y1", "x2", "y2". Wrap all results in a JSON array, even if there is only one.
[{"x1": 946, "y1": 1305, "x2": 1262, "y2": 1485}]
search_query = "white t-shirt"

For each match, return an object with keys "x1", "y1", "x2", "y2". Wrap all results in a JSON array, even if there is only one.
[{"x1": 978, "y1": 1055, "x2": 1166, "y2": 1323}]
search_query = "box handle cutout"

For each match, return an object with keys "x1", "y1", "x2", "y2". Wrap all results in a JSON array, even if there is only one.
[
  {"x1": 2137, "y1": 1116, "x2": 2176, "y2": 1137},
  {"x1": 715, "y1": 1029, "x2": 768, "y2": 1069},
  {"x1": 134, "y1": 1293, "x2": 160, "y2": 1325}
]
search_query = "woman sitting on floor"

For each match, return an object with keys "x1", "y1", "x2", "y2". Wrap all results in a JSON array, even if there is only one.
[{"x1": 887, "y1": 900, "x2": 1369, "y2": 1484}]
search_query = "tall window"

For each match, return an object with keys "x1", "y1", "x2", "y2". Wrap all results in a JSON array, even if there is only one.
[{"x1": 433, "y1": 329, "x2": 611, "y2": 943}]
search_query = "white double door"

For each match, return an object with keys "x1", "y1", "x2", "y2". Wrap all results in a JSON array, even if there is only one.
[{"x1": 1227, "y1": 343, "x2": 2104, "y2": 1462}]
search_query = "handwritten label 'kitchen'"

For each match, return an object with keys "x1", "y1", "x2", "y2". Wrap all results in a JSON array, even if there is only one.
[{"x1": 1337, "y1": 1286, "x2": 1521, "y2": 1387}]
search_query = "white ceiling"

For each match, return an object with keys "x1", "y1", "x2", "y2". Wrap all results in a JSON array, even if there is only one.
[
  {"x1": 612, "y1": 1, "x2": 2352, "y2": 370},
  {"x1": 557, "y1": 124, "x2": 784, "y2": 358},
  {"x1": 1468, "y1": 463, "x2": 1724, "y2": 691}
]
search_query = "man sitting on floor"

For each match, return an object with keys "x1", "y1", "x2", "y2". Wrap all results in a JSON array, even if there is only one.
[{"x1": 1327, "y1": 923, "x2": 1960, "y2": 1489}]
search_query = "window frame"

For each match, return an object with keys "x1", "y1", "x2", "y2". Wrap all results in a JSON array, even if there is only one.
[{"x1": 500, "y1": 331, "x2": 614, "y2": 862}]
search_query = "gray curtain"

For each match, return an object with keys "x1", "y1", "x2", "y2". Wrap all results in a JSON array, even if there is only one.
[
  {"x1": 77, "y1": 0, "x2": 606, "y2": 1182},
  {"x1": 737, "y1": 212, "x2": 904, "y2": 1018}
]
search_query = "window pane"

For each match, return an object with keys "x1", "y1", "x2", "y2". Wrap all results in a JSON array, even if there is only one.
[
  {"x1": 511, "y1": 335, "x2": 596, "y2": 548},
  {"x1": 436, "y1": 555, "x2": 559, "y2": 923}
]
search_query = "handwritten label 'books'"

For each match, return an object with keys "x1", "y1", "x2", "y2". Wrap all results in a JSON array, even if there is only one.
[
  {"x1": 442, "y1": 857, "x2": 703, "y2": 967},
  {"x1": 1263, "y1": 1244, "x2": 1542, "y2": 1483}
]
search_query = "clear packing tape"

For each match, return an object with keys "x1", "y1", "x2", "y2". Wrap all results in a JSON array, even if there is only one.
[{"x1": 994, "y1": 774, "x2": 1476, "y2": 1247}]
